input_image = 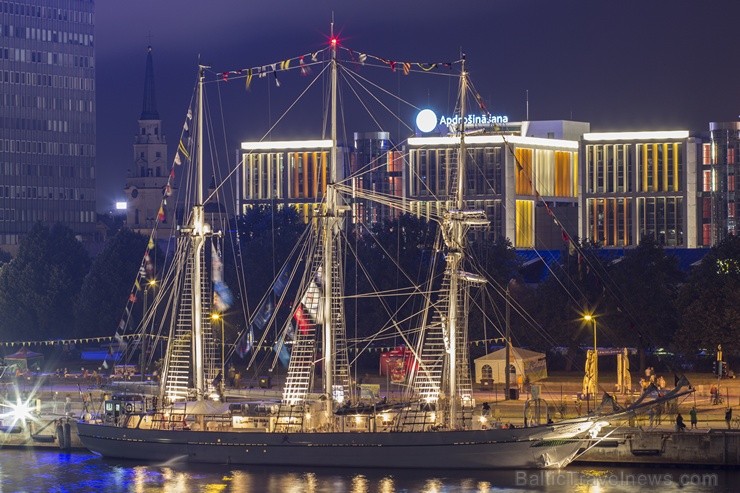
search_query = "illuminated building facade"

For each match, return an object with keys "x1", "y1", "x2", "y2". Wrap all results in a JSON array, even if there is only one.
[
  {"x1": 581, "y1": 131, "x2": 700, "y2": 248},
  {"x1": 405, "y1": 133, "x2": 581, "y2": 249},
  {"x1": 0, "y1": 0, "x2": 96, "y2": 250},
  {"x1": 702, "y1": 122, "x2": 739, "y2": 246},
  {"x1": 238, "y1": 140, "x2": 346, "y2": 221}
]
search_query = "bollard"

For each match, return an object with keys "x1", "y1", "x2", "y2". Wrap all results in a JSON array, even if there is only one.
[
  {"x1": 63, "y1": 421, "x2": 72, "y2": 451},
  {"x1": 56, "y1": 421, "x2": 66, "y2": 450}
]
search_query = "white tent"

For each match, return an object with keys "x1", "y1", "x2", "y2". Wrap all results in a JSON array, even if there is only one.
[{"x1": 474, "y1": 347, "x2": 548, "y2": 384}]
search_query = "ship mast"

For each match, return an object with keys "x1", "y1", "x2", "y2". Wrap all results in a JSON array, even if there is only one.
[
  {"x1": 191, "y1": 65, "x2": 208, "y2": 400},
  {"x1": 322, "y1": 21, "x2": 338, "y2": 403},
  {"x1": 442, "y1": 56, "x2": 487, "y2": 429}
]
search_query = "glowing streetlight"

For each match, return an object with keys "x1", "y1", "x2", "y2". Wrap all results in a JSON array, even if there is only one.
[{"x1": 584, "y1": 314, "x2": 597, "y2": 404}]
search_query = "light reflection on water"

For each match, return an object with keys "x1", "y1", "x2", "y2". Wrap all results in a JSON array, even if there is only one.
[{"x1": 0, "y1": 449, "x2": 736, "y2": 493}]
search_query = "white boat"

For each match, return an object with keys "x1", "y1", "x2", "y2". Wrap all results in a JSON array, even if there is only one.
[{"x1": 78, "y1": 28, "x2": 609, "y2": 469}]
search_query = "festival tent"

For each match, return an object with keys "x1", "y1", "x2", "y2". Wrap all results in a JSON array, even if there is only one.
[
  {"x1": 4, "y1": 347, "x2": 44, "y2": 371},
  {"x1": 474, "y1": 347, "x2": 547, "y2": 384}
]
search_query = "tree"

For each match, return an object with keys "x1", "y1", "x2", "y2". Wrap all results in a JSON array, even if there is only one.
[
  {"x1": 346, "y1": 214, "x2": 438, "y2": 341},
  {"x1": 75, "y1": 228, "x2": 153, "y2": 338},
  {"x1": 603, "y1": 237, "x2": 683, "y2": 371},
  {"x1": 0, "y1": 223, "x2": 90, "y2": 341},
  {"x1": 674, "y1": 235, "x2": 740, "y2": 357}
]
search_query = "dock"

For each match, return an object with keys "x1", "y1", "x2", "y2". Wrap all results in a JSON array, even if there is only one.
[{"x1": 578, "y1": 428, "x2": 740, "y2": 466}]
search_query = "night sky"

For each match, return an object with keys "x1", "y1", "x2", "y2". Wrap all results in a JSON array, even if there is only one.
[{"x1": 94, "y1": 0, "x2": 740, "y2": 212}]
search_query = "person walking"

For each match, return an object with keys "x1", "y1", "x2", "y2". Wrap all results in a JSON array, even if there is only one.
[
  {"x1": 725, "y1": 408, "x2": 733, "y2": 429},
  {"x1": 481, "y1": 402, "x2": 491, "y2": 416},
  {"x1": 689, "y1": 407, "x2": 698, "y2": 429}
]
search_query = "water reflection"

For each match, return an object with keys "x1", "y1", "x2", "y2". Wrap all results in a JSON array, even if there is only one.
[{"x1": 0, "y1": 449, "x2": 735, "y2": 493}]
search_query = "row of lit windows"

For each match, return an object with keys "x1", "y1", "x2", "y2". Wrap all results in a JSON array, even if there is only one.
[
  {"x1": 702, "y1": 142, "x2": 740, "y2": 166},
  {"x1": 0, "y1": 118, "x2": 94, "y2": 134},
  {"x1": 0, "y1": 208, "x2": 96, "y2": 224},
  {"x1": 0, "y1": 2, "x2": 94, "y2": 24},
  {"x1": 409, "y1": 147, "x2": 510, "y2": 199},
  {"x1": 0, "y1": 162, "x2": 94, "y2": 179},
  {"x1": 585, "y1": 142, "x2": 683, "y2": 194},
  {"x1": 0, "y1": 185, "x2": 92, "y2": 200},
  {"x1": 586, "y1": 197, "x2": 684, "y2": 247},
  {"x1": 1, "y1": 93, "x2": 93, "y2": 114},
  {"x1": 0, "y1": 139, "x2": 95, "y2": 157},
  {"x1": 243, "y1": 151, "x2": 331, "y2": 201},
  {"x1": 585, "y1": 144, "x2": 634, "y2": 193},
  {"x1": 587, "y1": 198, "x2": 633, "y2": 247},
  {"x1": 636, "y1": 143, "x2": 682, "y2": 193},
  {"x1": 513, "y1": 148, "x2": 578, "y2": 198},
  {"x1": 0, "y1": 46, "x2": 93, "y2": 67},
  {"x1": 0, "y1": 24, "x2": 93, "y2": 46},
  {"x1": 1, "y1": 69, "x2": 94, "y2": 91}
]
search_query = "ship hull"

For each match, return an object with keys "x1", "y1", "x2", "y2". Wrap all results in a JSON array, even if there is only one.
[{"x1": 77, "y1": 421, "x2": 591, "y2": 469}]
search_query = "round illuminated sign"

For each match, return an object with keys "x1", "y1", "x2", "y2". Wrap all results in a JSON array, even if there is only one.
[{"x1": 416, "y1": 109, "x2": 437, "y2": 133}]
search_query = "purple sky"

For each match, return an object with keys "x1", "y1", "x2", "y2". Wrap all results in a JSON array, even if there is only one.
[{"x1": 94, "y1": 0, "x2": 740, "y2": 212}]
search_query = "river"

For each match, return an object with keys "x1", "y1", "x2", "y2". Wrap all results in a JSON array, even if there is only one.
[{"x1": 0, "y1": 449, "x2": 736, "y2": 493}]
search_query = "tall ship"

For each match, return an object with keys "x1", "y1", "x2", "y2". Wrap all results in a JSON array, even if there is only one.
[{"x1": 77, "y1": 29, "x2": 611, "y2": 469}]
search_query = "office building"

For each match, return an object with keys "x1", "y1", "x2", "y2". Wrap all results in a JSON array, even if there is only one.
[
  {"x1": 580, "y1": 131, "x2": 700, "y2": 248},
  {"x1": 406, "y1": 130, "x2": 582, "y2": 249},
  {"x1": 702, "y1": 122, "x2": 738, "y2": 246},
  {"x1": 350, "y1": 132, "x2": 402, "y2": 226},
  {"x1": 0, "y1": 0, "x2": 96, "y2": 251},
  {"x1": 238, "y1": 139, "x2": 347, "y2": 221}
]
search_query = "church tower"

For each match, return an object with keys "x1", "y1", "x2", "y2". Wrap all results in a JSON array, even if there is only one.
[{"x1": 124, "y1": 46, "x2": 174, "y2": 238}]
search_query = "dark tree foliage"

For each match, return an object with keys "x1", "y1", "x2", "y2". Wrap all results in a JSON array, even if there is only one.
[
  {"x1": 74, "y1": 228, "x2": 153, "y2": 338},
  {"x1": 519, "y1": 240, "x2": 608, "y2": 369},
  {"x1": 466, "y1": 236, "x2": 522, "y2": 346},
  {"x1": 345, "y1": 214, "x2": 439, "y2": 343},
  {"x1": 602, "y1": 237, "x2": 683, "y2": 370},
  {"x1": 0, "y1": 222, "x2": 90, "y2": 341},
  {"x1": 674, "y1": 235, "x2": 740, "y2": 356},
  {"x1": 225, "y1": 206, "x2": 306, "y2": 337}
]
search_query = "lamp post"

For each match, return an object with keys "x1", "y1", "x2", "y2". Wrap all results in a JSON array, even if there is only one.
[{"x1": 584, "y1": 314, "x2": 597, "y2": 404}]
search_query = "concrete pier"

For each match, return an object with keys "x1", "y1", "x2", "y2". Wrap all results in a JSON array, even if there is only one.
[{"x1": 578, "y1": 428, "x2": 740, "y2": 466}]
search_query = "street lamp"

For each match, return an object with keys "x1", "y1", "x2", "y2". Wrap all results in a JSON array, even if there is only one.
[{"x1": 584, "y1": 314, "x2": 597, "y2": 404}]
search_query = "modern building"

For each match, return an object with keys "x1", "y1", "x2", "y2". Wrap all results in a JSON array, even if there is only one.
[
  {"x1": 0, "y1": 0, "x2": 96, "y2": 251},
  {"x1": 238, "y1": 139, "x2": 347, "y2": 221},
  {"x1": 123, "y1": 46, "x2": 175, "y2": 239},
  {"x1": 580, "y1": 131, "x2": 700, "y2": 248},
  {"x1": 406, "y1": 128, "x2": 583, "y2": 250},
  {"x1": 702, "y1": 122, "x2": 739, "y2": 246},
  {"x1": 350, "y1": 132, "x2": 403, "y2": 226}
]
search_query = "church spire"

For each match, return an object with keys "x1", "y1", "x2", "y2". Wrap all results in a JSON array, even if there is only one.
[{"x1": 140, "y1": 46, "x2": 159, "y2": 120}]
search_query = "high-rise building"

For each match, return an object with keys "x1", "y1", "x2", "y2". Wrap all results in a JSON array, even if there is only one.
[
  {"x1": 703, "y1": 122, "x2": 739, "y2": 245},
  {"x1": 580, "y1": 131, "x2": 700, "y2": 248},
  {"x1": 350, "y1": 132, "x2": 402, "y2": 226},
  {"x1": 0, "y1": 0, "x2": 96, "y2": 251},
  {"x1": 123, "y1": 46, "x2": 174, "y2": 239}
]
